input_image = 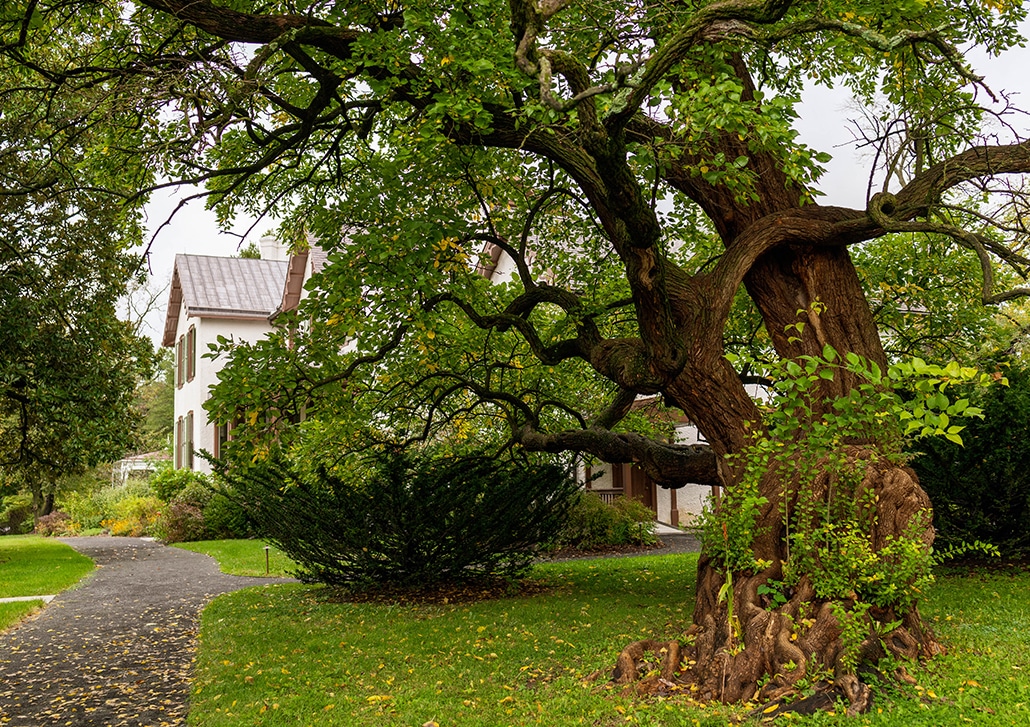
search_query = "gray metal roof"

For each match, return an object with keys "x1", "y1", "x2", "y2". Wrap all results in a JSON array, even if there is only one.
[
  {"x1": 162, "y1": 254, "x2": 288, "y2": 346},
  {"x1": 309, "y1": 246, "x2": 329, "y2": 275}
]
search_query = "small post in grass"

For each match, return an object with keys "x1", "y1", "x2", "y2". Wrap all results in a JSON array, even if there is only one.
[{"x1": 264, "y1": 545, "x2": 270, "y2": 575}]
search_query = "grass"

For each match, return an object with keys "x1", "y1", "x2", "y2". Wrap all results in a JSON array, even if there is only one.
[
  {"x1": 173, "y1": 539, "x2": 297, "y2": 577},
  {"x1": 0, "y1": 535, "x2": 94, "y2": 631},
  {"x1": 187, "y1": 551, "x2": 1030, "y2": 726},
  {"x1": 0, "y1": 600, "x2": 44, "y2": 631}
]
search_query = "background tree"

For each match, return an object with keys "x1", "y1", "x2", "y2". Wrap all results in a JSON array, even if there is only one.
[
  {"x1": 135, "y1": 350, "x2": 175, "y2": 454},
  {"x1": 7, "y1": 0, "x2": 1030, "y2": 714},
  {"x1": 0, "y1": 32, "x2": 156, "y2": 516}
]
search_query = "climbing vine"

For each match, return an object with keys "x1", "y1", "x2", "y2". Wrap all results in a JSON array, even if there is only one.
[{"x1": 701, "y1": 347, "x2": 999, "y2": 633}]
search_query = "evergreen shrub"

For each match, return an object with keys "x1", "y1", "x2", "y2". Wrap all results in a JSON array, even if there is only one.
[
  {"x1": 201, "y1": 489, "x2": 250, "y2": 539},
  {"x1": 910, "y1": 365, "x2": 1030, "y2": 559},
  {"x1": 218, "y1": 448, "x2": 579, "y2": 588}
]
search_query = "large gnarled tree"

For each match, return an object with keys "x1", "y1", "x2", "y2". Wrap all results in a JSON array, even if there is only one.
[{"x1": 7, "y1": 0, "x2": 1030, "y2": 713}]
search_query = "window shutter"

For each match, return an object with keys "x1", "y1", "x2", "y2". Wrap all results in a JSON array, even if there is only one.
[
  {"x1": 175, "y1": 417, "x2": 183, "y2": 468},
  {"x1": 186, "y1": 326, "x2": 196, "y2": 382},
  {"x1": 185, "y1": 411, "x2": 194, "y2": 470},
  {"x1": 176, "y1": 335, "x2": 185, "y2": 388}
]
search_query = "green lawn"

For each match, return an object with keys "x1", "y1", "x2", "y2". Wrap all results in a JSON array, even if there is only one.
[
  {"x1": 173, "y1": 539, "x2": 297, "y2": 577},
  {"x1": 0, "y1": 535, "x2": 94, "y2": 631},
  {"x1": 188, "y1": 551, "x2": 1030, "y2": 726}
]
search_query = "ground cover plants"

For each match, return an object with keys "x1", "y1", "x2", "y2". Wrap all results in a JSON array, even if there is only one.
[
  {"x1": 26, "y1": 466, "x2": 250, "y2": 542},
  {"x1": 189, "y1": 553, "x2": 1030, "y2": 726},
  {"x1": 0, "y1": 536, "x2": 93, "y2": 631}
]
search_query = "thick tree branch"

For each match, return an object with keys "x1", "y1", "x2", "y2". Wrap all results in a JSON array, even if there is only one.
[
  {"x1": 518, "y1": 426, "x2": 719, "y2": 487},
  {"x1": 138, "y1": 0, "x2": 360, "y2": 55},
  {"x1": 894, "y1": 141, "x2": 1030, "y2": 217}
]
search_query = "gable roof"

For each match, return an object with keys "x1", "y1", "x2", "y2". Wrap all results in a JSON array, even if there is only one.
[
  {"x1": 277, "y1": 245, "x2": 330, "y2": 316},
  {"x1": 162, "y1": 254, "x2": 288, "y2": 346}
]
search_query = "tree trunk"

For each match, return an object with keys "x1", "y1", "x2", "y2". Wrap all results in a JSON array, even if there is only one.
[
  {"x1": 687, "y1": 455, "x2": 941, "y2": 713},
  {"x1": 611, "y1": 446, "x2": 941, "y2": 714},
  {"x1": 612, "y1": 242, "x2": 941, "y2": 715},
  {"x1": 30, "y1": 483, "x2": 54, "y2": 519}
]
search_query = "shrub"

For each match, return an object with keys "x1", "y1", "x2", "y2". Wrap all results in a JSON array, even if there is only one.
[
  {"x1": 172, "y1": 478, "x2": 214, "y2": 509},
  {"x1": 62, "y1": 480, "x2": 156, "y2": 531},
  {"x1": 33, "y1": 510, "x2": 75, "y2": 536},
  {"x1": 552, "y1": 491, "x2": 658, "y2": 549},
  {"x1": 201, "y1": 491, "x2": 250, "y2": 540},
  {"x1": 910, "y1": 364, "x2": 1030, "y2": 559},
  {"x1": 0, "y1": 494, "x2": 34, "y2": 534},
  {"x1": 150, "y1": 475, "x2": 250, "y2": 543},
  {"x1": 102, "y1": 495, "x2": 163, "y2": 537},
  {"x1": 218, "y1": 448, "x2": 579, "y2": 588},
  {"x1": 149, "y1": 465, "x2": 208, "y2": 502},
  {"x1": 152, "y1": 501, "x2": 207, "y2": 543}
]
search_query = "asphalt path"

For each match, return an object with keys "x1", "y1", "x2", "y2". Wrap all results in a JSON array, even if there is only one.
[
  {"x1": 0, "y1": 530, "x2": 700, "y2": 726},
  {"x1": 0, "y1": 537, "x2": 287, "y2": 727}
]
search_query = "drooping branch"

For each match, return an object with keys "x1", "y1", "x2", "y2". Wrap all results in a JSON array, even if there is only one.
[
  {"x1": 761, "y1": 17, "x2": 992, "y2": 98},
  {"x1": 518, "y1": 425, "x2": 719, "y2": 487}
]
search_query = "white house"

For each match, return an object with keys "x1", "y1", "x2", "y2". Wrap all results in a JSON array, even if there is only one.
[
  {"x1": 582, "y1": 384, "x2": 767, "y2": 527},
  {"x1": 581, "y1": 412, "x2": 713, "y2": 528},
  {"x1": 163, "y1": 244, "x2": 290, "y2": 472}
]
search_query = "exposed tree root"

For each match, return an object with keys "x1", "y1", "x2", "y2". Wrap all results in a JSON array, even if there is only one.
[
  {"x1": 611, "y1": 639, "x2": 683, "y2": 695},
  {"x1": 602, "y1": 458, "x2": 943, "y2": 718}
]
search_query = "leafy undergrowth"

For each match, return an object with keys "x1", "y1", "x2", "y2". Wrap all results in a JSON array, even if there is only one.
[
  {"x1": 190, "y1": 555, "x2": 1030, "y2": 726},
  {"x1": 172, "y1": 539, "x2": 296, "y2": 577},
  {"x1": 0, "y1": 535, "x2": 94, "y2": 632}
]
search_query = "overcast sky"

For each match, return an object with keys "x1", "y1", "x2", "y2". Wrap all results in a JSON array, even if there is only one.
[{"x1": 140, "y1": 30, "x2": 1030, "y2": 346}]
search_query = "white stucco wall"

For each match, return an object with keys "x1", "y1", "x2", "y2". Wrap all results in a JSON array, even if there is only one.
[{"x1": 172, "y1": 301, "x2": 275, "y2": 473}]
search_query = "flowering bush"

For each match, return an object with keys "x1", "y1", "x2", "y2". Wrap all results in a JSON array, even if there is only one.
[{"x1": 102, "y1": 495, "x2": 163, "y2": 536}]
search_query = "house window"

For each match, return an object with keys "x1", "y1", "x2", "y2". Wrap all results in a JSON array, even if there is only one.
[
  {"x1": 186, "y1": 325, "x2": 197, "y2": 382},
  {"x1": 214, "y1": 420, "x2": 233, "y2": 459},
  {"x1": 175, "y1": 413, "x2": 194, "y2": 470},
  {"x1": 175, "y1": 335, "x2": 185, "y2": 389}
]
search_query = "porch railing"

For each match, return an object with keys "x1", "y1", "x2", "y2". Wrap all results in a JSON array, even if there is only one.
[{"x1": 588, "y1": 487, "x2": 625, "y2": 505}]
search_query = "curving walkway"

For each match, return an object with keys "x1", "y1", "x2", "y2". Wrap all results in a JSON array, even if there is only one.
[{"x1": 0, "y1": 537, "x2": 288, "y2": 727}]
